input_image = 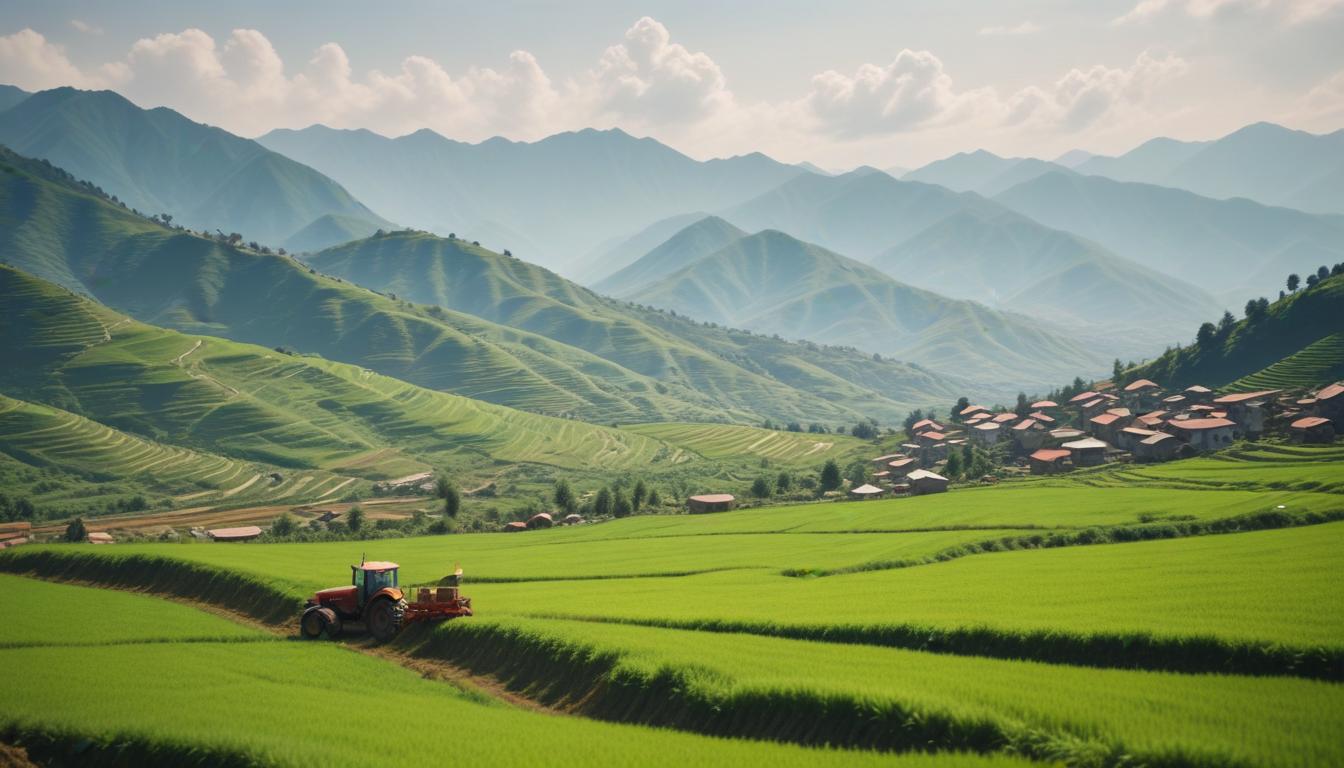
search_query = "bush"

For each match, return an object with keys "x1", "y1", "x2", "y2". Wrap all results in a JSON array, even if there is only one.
[{"x1": 751, "y1": 477, "x2": 772, "y2": 499}]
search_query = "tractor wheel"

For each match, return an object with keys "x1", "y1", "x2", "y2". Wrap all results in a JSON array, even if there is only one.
[
  {"x1": 300, "y1": 607, "x2": 326, "y2": 639},
  {"x1": 325, "y1": 612, "x2": 343, "y2": 639},
  {"x1": 366, "y1": 597, "x2": 407, "y2": 643}
]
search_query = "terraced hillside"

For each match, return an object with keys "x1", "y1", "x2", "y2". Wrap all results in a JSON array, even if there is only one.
[
  {"x1": 1128, "y1": 272, "x2": 1344, "y2": 389},
  {"x1": 5, "y1": 445, "x2": 1341, "y2": 767},
  {"x1": 620, "y1": 423, "x2": 869, "y2": 467},
  {"x1": 0, "y1": 394, "x2": 360, "y2": 513},
  {"x1": 0, "y1": 264, "x2": 667, "y2": 481},
  {"x1": 0, "y1": 146, "x2": 962, "y2": 423}
]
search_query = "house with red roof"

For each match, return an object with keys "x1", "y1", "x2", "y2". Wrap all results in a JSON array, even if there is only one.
[
  {"x1": 1012, "y1": 418, "x2": 1047, "y2": 451},
  {"x1": 1135, "y1": 432, "x2": 1181, "y2": 462},
  {"x1": 1183, "y1": 385, "x2": 1214, "y2": 404},
  {"x1": 1088, "y1": 411, "x2": 1133, "y2": 445},
  {"x1": 1290, "y1": 416, "x2": 1335, "y2": 444},
  {"x1": 970, "y1": 422, "x2": 1001, "y2": 446},
  {"x1": 1165, "y1": 417, "x2": 1237, "y2": 452},
  {"x1": 1062, "y1": 437, "x2": 1109, "y2": 467},
  {"x1": 1310, "y1": 382, "x2": 1344, "y2": 423},
  {"x1": 1212, "y1": 390, "x2": 1280, "y2": 438},
  {"x1": 1028, "y1": 448, "x2": 1071, "y2": 474}
]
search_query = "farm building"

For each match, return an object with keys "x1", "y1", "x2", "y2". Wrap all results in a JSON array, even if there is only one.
[
  {"x1": 1212, "y1": 390, "x2": 1279, "y2": 438},
  {"x1": 964, "y1": 412, "x2": 991, "y2": 424},
  {"x1": 563, "y1": 514, "x2": 584, "y2": 525},
  {"x1": 1135, "y1": 432, "x2": 1181, "y2": 462},
  {"x1": 1029, "y1": 410, "x2": 1057, "y2": 425},
  {"x1": 905, "y1": 469, "x2": 949, "y2": 495},
  {"x1": 1012, "y1": 418, "x2": 1046, "y2": 451},
  {"x1": 526, "y1": 512, "x2": 554, "y2": 529},
  {"x1": 1028, "y1": 449, "x2": 1070, "y2": 474},
  {"x1": 1031, "y1": 400, "x2": 1058, "y2": 410},
  {"x1": 871, "y1": 453, "x2": 905, "y2": 469},
  {"x1": 915, "y1": 430, "x2": 947, "y2": 447},
  {"x1": 1088, "y1": 412, "x2": 1131, "y2": 445},
  {"x1": 1080, "y1": 399, "x2": 1108, "y2": 418},
  {"x1": 1183, "y1": 385, "x2": 1214, "y2": 404},
  {"x1": 1136, "y1": 410, "x2": 1168, "y2": 429},
  {"x1": 86, "y1": 531, "x2": 114, "y2": 544},
  {"x1": 1165, "y1": 417, "x2": 1237, "y2": 452},
  {"x1": 1312, "y1": 382, "x2": 1344, "y2": 421},
  {"x1": 207, "y1": 526, "x2": 262, "y2": 542},
  {"x1": 991, "y1": 412, "x2": 1019, "y2": 425},
  {"x1": 1117, "y1": 426, "x2": 1162, "y2": 452},
  {"x1": 911, "y1": 418, "x2": 944, "y2": 433},
  {"x1": 0, "y1": 522, "x2": 32, "y2": 548},
  {"x1": 1062, "y1": 437, "x2": 1109, "y2": 467},
  {"x1": 959, "y1": 404, "x2": 989, "y2": 419},
  {"x1": 1068, "y1": 391, "x2": 1098, "y2": 406},
  {"x1": 1290, "y1": 416, "x2": 1336, "y2": 444},
  {"x1": 687, "y1": 494, "x2": 736, "y2": 514},
  {"x1": 887, "y1": 457, "x2": 918, "y2": 474},
  {"x1": 970, "y1": 422, "x2": 1001, "y2": 446},
  {"x1": 503, "y1": 521, "x2": 528, "y2": 532},
  {"x1": 848, "y1": 484, "x2": 886, "y2": 500},
  {"x1": 1047, "y1": 428, "x2": 1085, "y2": 446}
]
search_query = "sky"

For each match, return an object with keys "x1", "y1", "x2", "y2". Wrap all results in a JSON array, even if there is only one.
[{"x1": 1, "y1": 0, "x2": 1342, "y2": 168}]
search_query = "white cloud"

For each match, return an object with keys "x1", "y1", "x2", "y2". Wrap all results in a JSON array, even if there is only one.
[
  {"x1": 1112, "y1": 0, "x2": 1343, "y2": 25},
  {"x1": 978, "y1": 21, "x2": 1042, "y2": 36},
  {"x1": 1034, "y1": 52, "x2": 1189, "y2": 131},
  {"x1": 1289, "y1": 69, "x2": 1344, "y2": 128},
  {"x1": 581, "y1": 16, "x2": 732, "y2": 125},
  {"x1": 0, "y1": 28, "x2": 123, "y2": 90},
  {"x1": 70, "y1": 19, "x2": 103, "y2": 36}
]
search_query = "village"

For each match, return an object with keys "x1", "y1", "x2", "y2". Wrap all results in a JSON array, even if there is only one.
[{"x1": 846, "y1": 379, "x2": 1344, "y2": 498}]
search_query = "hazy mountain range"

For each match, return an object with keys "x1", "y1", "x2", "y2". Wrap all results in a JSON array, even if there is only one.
[{"x1": 0, "y1": 87, "x2": 391, "y2": 249}]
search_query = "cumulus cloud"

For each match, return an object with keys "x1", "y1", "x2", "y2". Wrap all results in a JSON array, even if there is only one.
[
  {"x1": 1112, "y1": 0, "x2": 1343, "y2": 25},
  {"x1": 0, "y1": 28, "x2": 123, "y2": 90},
  {"x1": 1032, "y1": 52, "x2": 1189, "y2": 131},
  {"x1": 978, "y1": 21, "x2": 1042, "y2": 36},
  {"x1": 1290, "y1": 69, "x2": 1344, "y2": 127},
  {"x1": 582, "y1": 16, "x2": 732, "y2": 125}
]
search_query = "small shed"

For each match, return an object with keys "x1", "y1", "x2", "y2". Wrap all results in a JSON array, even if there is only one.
[
  {"x1": 887, "y1": 457, "x2": 918, "y2": 474},
  {"x1": 1290, "y1": 416, "x2": 1335, "y2": 444},
  {"x1": 527, "y1": 512, "x2": 554, "y2": 529},
  {"x1": 1165, "y1": 417, "x2": 1236, "y2": 452},
  {"x1": 563, "y1": 513, "x2": 584, "y2": 525},
  {"x1": 905, "y1": 469, "x2": 949, "y2": 495},
  {"x1": 86, "y1": 531, "x2": 115, "y2": 544},
  {"x1": 503, "y1": 521, "x2": 528, "y2": 532},
  {"x1": 1028, "y1": 449, "x2": 1070, "y2": 474},
  {"x1": 687, "y1": 494, "x2": 736, "y2": 514},
  {"x1": 1135, "y1": 432, "x2": 1180, "y2": 461},
  {"x1": 848, "y1": 483, "x2": 887, "y2": 500},
  {"x1": 1062, "y1": 437, "x2": 1109, "y2": 467},
  {"x1": 207, "y1": 525, "x2": 262, "y2": 542},
  {"x1": 1312, "y1": 382, "x2": 1344, "y2": 421}
]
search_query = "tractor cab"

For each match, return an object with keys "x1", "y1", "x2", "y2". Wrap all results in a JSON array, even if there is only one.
[{"x1": 353, "y1": 561, "x2": 400, "y2": 607}]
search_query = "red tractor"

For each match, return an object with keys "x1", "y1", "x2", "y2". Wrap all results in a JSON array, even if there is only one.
[{"x1": 300, "y1": 560, "x2": 472, "y2": 642}]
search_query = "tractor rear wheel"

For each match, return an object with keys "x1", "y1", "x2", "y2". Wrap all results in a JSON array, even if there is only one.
[
  {"x1": 366, "y1": 597, "x2": 407, "y2": 642},
  {"x1": 300, "y1": 607, "x2": 327, "y2": 639}
]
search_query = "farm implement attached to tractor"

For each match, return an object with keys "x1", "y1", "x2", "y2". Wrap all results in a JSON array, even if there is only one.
[{"x1": 300, "y1": 559, "x2": 472, "y2": 642}]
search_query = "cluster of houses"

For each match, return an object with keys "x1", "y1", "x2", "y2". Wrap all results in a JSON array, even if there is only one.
[
  {"x1": 862, "y1": 379, "x2": 1344, "y2": 485},
  {"x1": 503, "y1": 511, "x2": 585, "y2": 532}
]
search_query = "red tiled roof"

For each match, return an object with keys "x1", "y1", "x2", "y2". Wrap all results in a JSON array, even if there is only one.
[
  {"x1": 871, "y1": 454, "x2": 904, "y2": 463},
  {"x1": 873, "y1": 470, "x2": 891, "y2": 478},
  {"x1": 1166, "y1": 417, "x2": 1236, "y2": 431},
  {"x1": 1063, "y1": 437, "x2": 1109, "y2": 450},
  {"x1": 1291, "y1": 416, "x2": 1331, "y2": 429},
  {"x1": 911, "y1": 419, "x2": 944, "y2": 432},
  {"x1": 1082, "y1": 399, "x2": 1104, "y2": 409},
  {"x1": 690, "y1": 494, "x2": 735, "y2": 503},
  {"x1": 888, "y1": 458, "x2": 917, "y2": 469},
  {"x1": 1068, "y1": 391, "x2": 1098, "y2": 404},
  {"x1": 1030, "y1": 449, "x2": 1070, "y2": 462},
  {"x1": 1012, "y1": 418, "x2": 1038, "y2": 430},
  {"x1": 1028, "y1": 411, "x2": 1056, "y2": 423},
  {"x1": 1031, "y1": 400, "x2": 1058, "y2": 409},
  {"x1": 960, "y1": 404, "x2": 989, "y2": 416},
  {"x1": 1162, "y1": 394, "x2": 1187, "y2": 404},
  {"x1": 505, "y1": 521, "x2": 528, "y2": 530},
  {"x1": 973, "y1": 423, "x2": 1000, "y2": 431},
  {"x1": 917, "y1": 431, "x2": 947, "y2": 440},
  {"x1": 528, "y1": 512, "x2": 554, "y2": 523},
  {"x1": 965, "y1": 413, "x2": 991, "y2": 423},
  {"x1": 1090, "y1": 413, "x2": 1122, "y2": 426},
  {"x1": 207, "y1": 526, "x2": 262, "y2": 540},
  {"x1": 1185, "y1": 385, "x2": 1212, "y2": 394},
  {"x1": 1141, "y1": 433, "x2": 1176, "y2": 445},
  {"x1": 1315, "y1": 383, "x2": 1344, "y2": 401},
  {"x1": 1124, "y1": 379, "x2": 1159, "y2": 392},
  {"x1": 1212, "y1": 390, "x2": 1280, "y2": 404},
  {"x1": 86, "y1": 531, "x2": 114, "y2": 542},
  {"x1": 991, "y1": 412, "x2": 1018, "y2": 423},
  {"x1": 1105, "y1": 407, "x2": 1132, "y2": 417},
  {"x1": 906, "y1": 469, "x2": 948, "y2": 482},
  {"x1": 850, "y1": 484, "x2": 885, "y2": 495},
  {"x1": 1121, "y1": 427, "x2": 1160, "y2": 437}
]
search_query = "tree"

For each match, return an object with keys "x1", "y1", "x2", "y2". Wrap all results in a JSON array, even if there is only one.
[
  {"x1": 786, "y1": 421, "x2": 802, "y2": 432},
  {"x1": 751, "y1": 477, "x2": 772, "y2": 498},
  {"x1": 553, "y1": 479, "x2": 576, "y2": 515},
  {"x1": 64, "y1": 516, "x2": 87, "y2": 542},
  {"x1": 347, "y1": 505, "x2": 365, "y2": 533},
  {"x1": 776, "y1": 471, "x2": 792, "y2": 494},
  {"x1": 846, "y1": 461, "x2": 868, "y2": 488},
  {"x1": 819, "y1": 460, "x2": 842, "y2": 492},
  {"x1": 1015, "y1": 391, "x2": 1031, "y2": 417},
  {"x1": 902, "y1": 409, "x2": 925, "y2": 434},
  {"x1": 1244, "y1": 298, "x2": 1262, "y2": 321},
  {"x1": 1318, "y1": 265, "x2": 1330, "y2": 281},
  {"x1": 646, "y1": 488, "x2": 661, "y2": 508},
  {"x1": 227, "y1": 233, "x2": 243, "y2": 246},
  {"x1": 951, "y1": 397, "x2": 969, "y2": 423},
  {"x1": 1195, "y1": 322, "x2": 1217, "y2": 349},
  {"x1": 1306, "y1": 274, "x2": 1320, "y2": 288},
  {"x1": 1217, "y1": 310, "x2": 1236, "y2": 336},
  {"x1": 944, "y1": 450, "x2": 963, "y2": 480},
  {"x1": 271, "y1": 513, "x2": 296, "y2": 537},
  {"x1": 593, "y1": 487, "x2": 613, "y2": 517},
  {"x1": 632, "y1": 479, "x2": 647, "y2": 511},
  {"x1": 436, "y1": 477, "x2": 461, "y2": 519},
  {"x1": 851, "y1": 421, "x2": 878, "y2": 440},
  {"x1": 1287, "y1": 273, "x2": 1300, "y2": 292},
  {"x1": 612, "y1": 488, "x2": 632, "y2": 518},
  {"x1": 962, "y1": 444, "x2": 974, "y2": 469}
]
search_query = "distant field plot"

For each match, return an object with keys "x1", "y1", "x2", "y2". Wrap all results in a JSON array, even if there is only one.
[
  {"x1": 0, "y1": 574, "x2": 1021, "y2": 768},
  {"x1": 621, "y1": 422, "x2": 868, "y2": 466},
  {"x1": 0, "y1": 574, "x2": 263, "y2": 647},
  {"x1": 1112, "y1": 443, "x2": 1344, "y2": 492},
  {"x1": 471, "y1": 522, "x2": 1344, "y2": 649},
  {"x1": 431, "y1": 615, "x2": 1344, "y2": 768},
  {"x1": 0, "y1": 394, "x2": 357, "y2": 506}
]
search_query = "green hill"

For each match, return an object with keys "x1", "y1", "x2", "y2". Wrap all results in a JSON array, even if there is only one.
[
  {"x1": 0, "y1": 87, "x2": 392, "y2": 245},
  {"x1": 0, "y1": 84, "x2": 28, "y2": 113},
  {"x1": 995, "y1": 171, "x2": 1344, "y2": 300},
  {"x1": 0, "y1": 145, "x2": 962, "y2": 423},
  {"x1": 595, "y1": 216, "x2": 746, "y2": 296},
  {"x1": 0, "y1": 263, "x2": 667, "y2": 479},
  {"x1": 283, "y1": 213, "x2": 385, "y2": 253},
  {"x1": 305, "y1": 229, "x2": 968, "y2": 420},
  {"x1": 1127, "y1": 273, "x2": 1344, "y2": 389},
  {"x1": 626, "y1": 229, "x2": 1109, "y2": 390},
  {"x1": 873, "y1": 207, "x2": 1222, "y2": 337}
]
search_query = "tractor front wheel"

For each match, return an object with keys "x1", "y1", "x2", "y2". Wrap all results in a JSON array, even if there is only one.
[
  {"x1": 366, "y1": 597, "x2": 407, "y2": 642},
  {"x1": 300, "y1": 607, "x2": 328, "y2": 639}
]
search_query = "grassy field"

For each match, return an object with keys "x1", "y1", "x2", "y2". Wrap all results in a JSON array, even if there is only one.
[
  {"x1": 0, "y1": 574, "x2": 1024, "y2": 768},
  {"x1": 620, "y1": 422, "x2": 870, "y2": 466}
]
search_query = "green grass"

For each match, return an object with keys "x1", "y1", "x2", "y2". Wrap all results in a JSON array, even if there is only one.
[
  {"x1": 420, "y1": 615, "x2": 1344, "y2": 767},
  {"x1": 620, "y1": 422, "x2": 871, "y2": 466},
  {"x1": 0, "y1": 574, "x2": 1024, "y2": 768},
  {"x1": 0, "y1": 393, "x2": 359, "y2": 508},
  {"x1": 0, "y1": 574, "x2": 263, "y2": 646},
  {"x1": 1230, "y1": 331, "x2": 1344, "y2": 391}
]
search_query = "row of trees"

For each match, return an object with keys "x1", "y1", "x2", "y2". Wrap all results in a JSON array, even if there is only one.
[{"x1": 553, "y1": 479, "x2": 660, "y2": 519}]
